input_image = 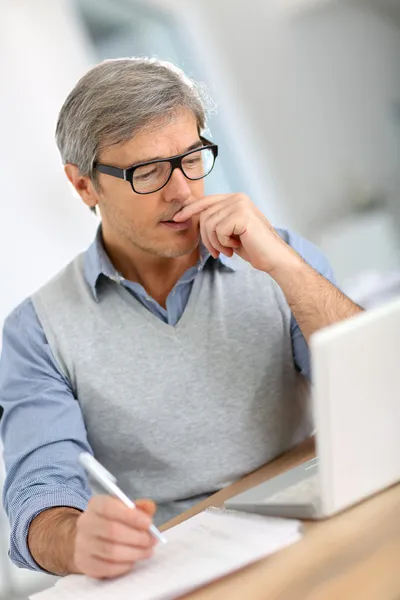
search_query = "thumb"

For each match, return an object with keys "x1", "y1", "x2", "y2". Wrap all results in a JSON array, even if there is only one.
[{"x1": 136, "y1": 498, "x2": 157, "y2": 518}]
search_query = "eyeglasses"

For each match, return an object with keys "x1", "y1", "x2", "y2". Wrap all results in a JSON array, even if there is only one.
[{"x1": 94, "y1": 136, "x2": 218, "y2": 195}]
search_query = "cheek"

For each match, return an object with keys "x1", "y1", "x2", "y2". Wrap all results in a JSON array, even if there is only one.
[
  {"x1": 190, "y1": 180, "x2": 205, "y2": 199},
  {"x1": 101, "y1": 180, "x2": 149, "y2": 218},
  {"x1": 101, "y1": 178, "x2": 132, "y2": 204}
]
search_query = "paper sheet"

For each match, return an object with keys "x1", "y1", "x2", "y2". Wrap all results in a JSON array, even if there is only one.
[{"x1": 31, "y1": 509, "x2": 302, "y2": 600}]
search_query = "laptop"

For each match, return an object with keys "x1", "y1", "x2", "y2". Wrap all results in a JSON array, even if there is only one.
[{"x1": 225, "y1": 298, "x2": 400, "y2": 519}]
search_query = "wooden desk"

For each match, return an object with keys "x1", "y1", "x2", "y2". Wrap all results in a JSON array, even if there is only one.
[{"x1": 162, "y1": 438, "x2": 400, "y2": 600}]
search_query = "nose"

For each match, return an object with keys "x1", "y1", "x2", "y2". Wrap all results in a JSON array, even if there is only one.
[{"x1": 162, "y1": 167, "x2": 192, "y2": 204}]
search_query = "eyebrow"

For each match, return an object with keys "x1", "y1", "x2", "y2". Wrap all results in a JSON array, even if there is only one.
[{"x1": 126, "y1": 140, "x2": 204, "y2": 168}]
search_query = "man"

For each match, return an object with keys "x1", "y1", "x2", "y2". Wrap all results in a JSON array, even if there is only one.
[{"x1": 0, "y1": 58, "x2": 361, "y2": 580}]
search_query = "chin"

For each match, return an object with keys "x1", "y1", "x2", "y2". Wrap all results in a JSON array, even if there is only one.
[
  {"x1": 156, "y1": 236, "x2": 200, "y2": 259},
  {"x1": 158, "y1": 245, "x2": 198, "y2": 259}
]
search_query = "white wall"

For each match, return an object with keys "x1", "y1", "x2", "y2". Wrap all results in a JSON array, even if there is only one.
[
  {"x1": 173, "y1": 0, "x2": 400, "y2": 281},
  {"x1": 282, "y1": 3, "x2": 400, "y2": 234},
  {"x1": 0, "y1": 1, "x2": 96, "y2": 596},
  {"x1": 0, "y1": 0, "x2": 97, "y2": 328}
]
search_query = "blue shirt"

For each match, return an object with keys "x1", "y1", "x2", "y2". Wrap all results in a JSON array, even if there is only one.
[{"x1": 0, "y1": 228, "x2": 335, "y2": 571}]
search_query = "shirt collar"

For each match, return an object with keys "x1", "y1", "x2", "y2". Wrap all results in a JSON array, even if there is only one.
[
  {"x1": 84, "y1": 225, "x2": 237, "y2": 301},
  {"x1": 216, "y1": 252, "x2": 236, "y2": 271}
]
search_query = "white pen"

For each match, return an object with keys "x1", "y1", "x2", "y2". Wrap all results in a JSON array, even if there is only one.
[{"x1": 79, "y1": 452, "x2": 167, "y2": 545}]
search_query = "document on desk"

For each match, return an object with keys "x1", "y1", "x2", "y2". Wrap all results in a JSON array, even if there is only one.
[{"x1": 31, "y1": 508, "x2": 302, "y2": 600}]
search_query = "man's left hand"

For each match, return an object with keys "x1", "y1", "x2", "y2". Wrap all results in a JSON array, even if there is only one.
[{"x1": 173, "y1": 193, "x2": 299, "y2": 274}]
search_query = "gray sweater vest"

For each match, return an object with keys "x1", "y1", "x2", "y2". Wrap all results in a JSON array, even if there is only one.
[{"x1": 32, "y1": 254, "x2": 311, "y2": 525}]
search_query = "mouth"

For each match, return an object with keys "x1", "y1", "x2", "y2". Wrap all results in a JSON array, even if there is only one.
[
  {"x1": 160, "y1": 218, "x2": 192, "y2": 230},
  {"x1": 160, "y1": 206, "x2": 192, "y2": 230}
]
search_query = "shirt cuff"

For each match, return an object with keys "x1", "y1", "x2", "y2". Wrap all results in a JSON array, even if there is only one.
[{"x1": 9, "y1": 488, "x2": 89, "y2": 573}]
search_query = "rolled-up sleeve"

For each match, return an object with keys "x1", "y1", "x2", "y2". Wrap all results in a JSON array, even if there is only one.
[
  {"x1": 0, "y1": 299, "x2": 93, "y2": 572},
  {"x1": 276, "y1": 228, "x2": 337, "y2": 380}
]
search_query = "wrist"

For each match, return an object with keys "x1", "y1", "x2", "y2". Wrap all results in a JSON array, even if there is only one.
[
  {"x1": 64, "y1": 510, "x2": 82, "y2": 574},
  {"x1": 264, "y1": 246, "x2": 306, "y2": 282},
  {"x1": 28, "y1": 507, "x2": 82, "y2": 575}
]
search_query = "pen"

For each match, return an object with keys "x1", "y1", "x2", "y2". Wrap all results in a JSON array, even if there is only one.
[{"x1": 79, "y1": 452, "x2": 167, "y2": 545}]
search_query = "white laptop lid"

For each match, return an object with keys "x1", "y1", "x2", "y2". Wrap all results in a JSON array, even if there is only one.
[{"x1": 311, "y1": 298, "x2": 400, "y2": 516}]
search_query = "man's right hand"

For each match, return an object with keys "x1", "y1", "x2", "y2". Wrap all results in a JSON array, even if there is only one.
[{"x1": 73, "y1": 496, "x2": 158, "y2": 579}]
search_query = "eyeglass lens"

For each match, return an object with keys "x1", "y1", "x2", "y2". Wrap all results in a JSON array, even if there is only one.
[{"x1": 132, "y1": 147, "x2": 215, "y2": 193}]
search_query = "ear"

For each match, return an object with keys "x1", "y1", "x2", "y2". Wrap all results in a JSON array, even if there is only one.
[{"x1": 64, "y1": 164, "x2": 99, "y2": 210}]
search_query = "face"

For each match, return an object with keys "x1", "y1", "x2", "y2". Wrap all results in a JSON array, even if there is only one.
[{"x1": 67, "y1": 108, "x2": 205, "y2": 260}]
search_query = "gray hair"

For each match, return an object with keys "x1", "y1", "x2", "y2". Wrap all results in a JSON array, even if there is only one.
[{"x1": 56, "y1": 57, "x2": 211, "y2": 181}]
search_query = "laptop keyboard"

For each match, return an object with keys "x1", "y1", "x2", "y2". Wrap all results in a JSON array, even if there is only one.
[{"x1": 264, "y1": 474, "x2": 319, "y2": 504}]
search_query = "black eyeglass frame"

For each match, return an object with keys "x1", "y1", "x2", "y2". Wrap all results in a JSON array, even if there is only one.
[{"x1": 93, "y1": 136, "x2": 218, "y2": 195}]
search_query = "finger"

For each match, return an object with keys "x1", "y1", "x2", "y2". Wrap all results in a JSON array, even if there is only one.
[
  {"x1": 199, "y1": 214, "x2": 220, "y2": 259},
  {"x1": 216, "y1": 215, "x2": 247, "y2": 248},
  {"x1": 207, "y1": 225, "x2": 232, "y2": 257},
  {"x1": 207, "y1": 231, "x2": 241, "y2": 249},
  {"x1": 80, "y1": 513, "x2": 155, "y2": 548},
  {"x1": 136, "y1": 499, "x2": 157, "y2": 518},
  {"x1": 78, "y1": 554, "x2": 140, "y2": 580},
  {"x1": 224, "y1": 237, "x2": 241, "y2": 248},
  {"x1": 83, "y1": 555, "x2": 134, "y2": 580},
  {"x1": 88, "y1": 497, "x2": 152, "y2": 531},
  {"x1": 203, "y1": 206, "x2": 238, "y2": 256},
  {"x1": 90, "y1": 539, "x2": 154, "y2": 564},
  {"x1": 202, "y1": 207, "x2": 242, "y2": 255},
  {"x1": 173, "y1": 195, "x2": 229, "y2": 222}
]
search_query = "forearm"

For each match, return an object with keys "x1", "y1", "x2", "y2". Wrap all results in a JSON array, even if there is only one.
[
  {"x1": 28, "y1": 507, "x2": 82, "y2": 576},
  {"x1": 270, "y1": 252, "x2": 363, "y2": 343}
]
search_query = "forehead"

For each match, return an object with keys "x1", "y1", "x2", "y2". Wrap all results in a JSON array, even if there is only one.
[{"x1": 99, "y1": 108, "x2": 200, "y2": 166}]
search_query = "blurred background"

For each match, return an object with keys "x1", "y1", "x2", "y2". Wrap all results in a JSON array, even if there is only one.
[{"x1": 0, "y1": 0, "x2": 399, "y2": 597}]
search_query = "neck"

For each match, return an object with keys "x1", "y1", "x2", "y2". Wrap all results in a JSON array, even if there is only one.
[{"x1": 101, "y1": 231, "x2": 200, "y2": 308}]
